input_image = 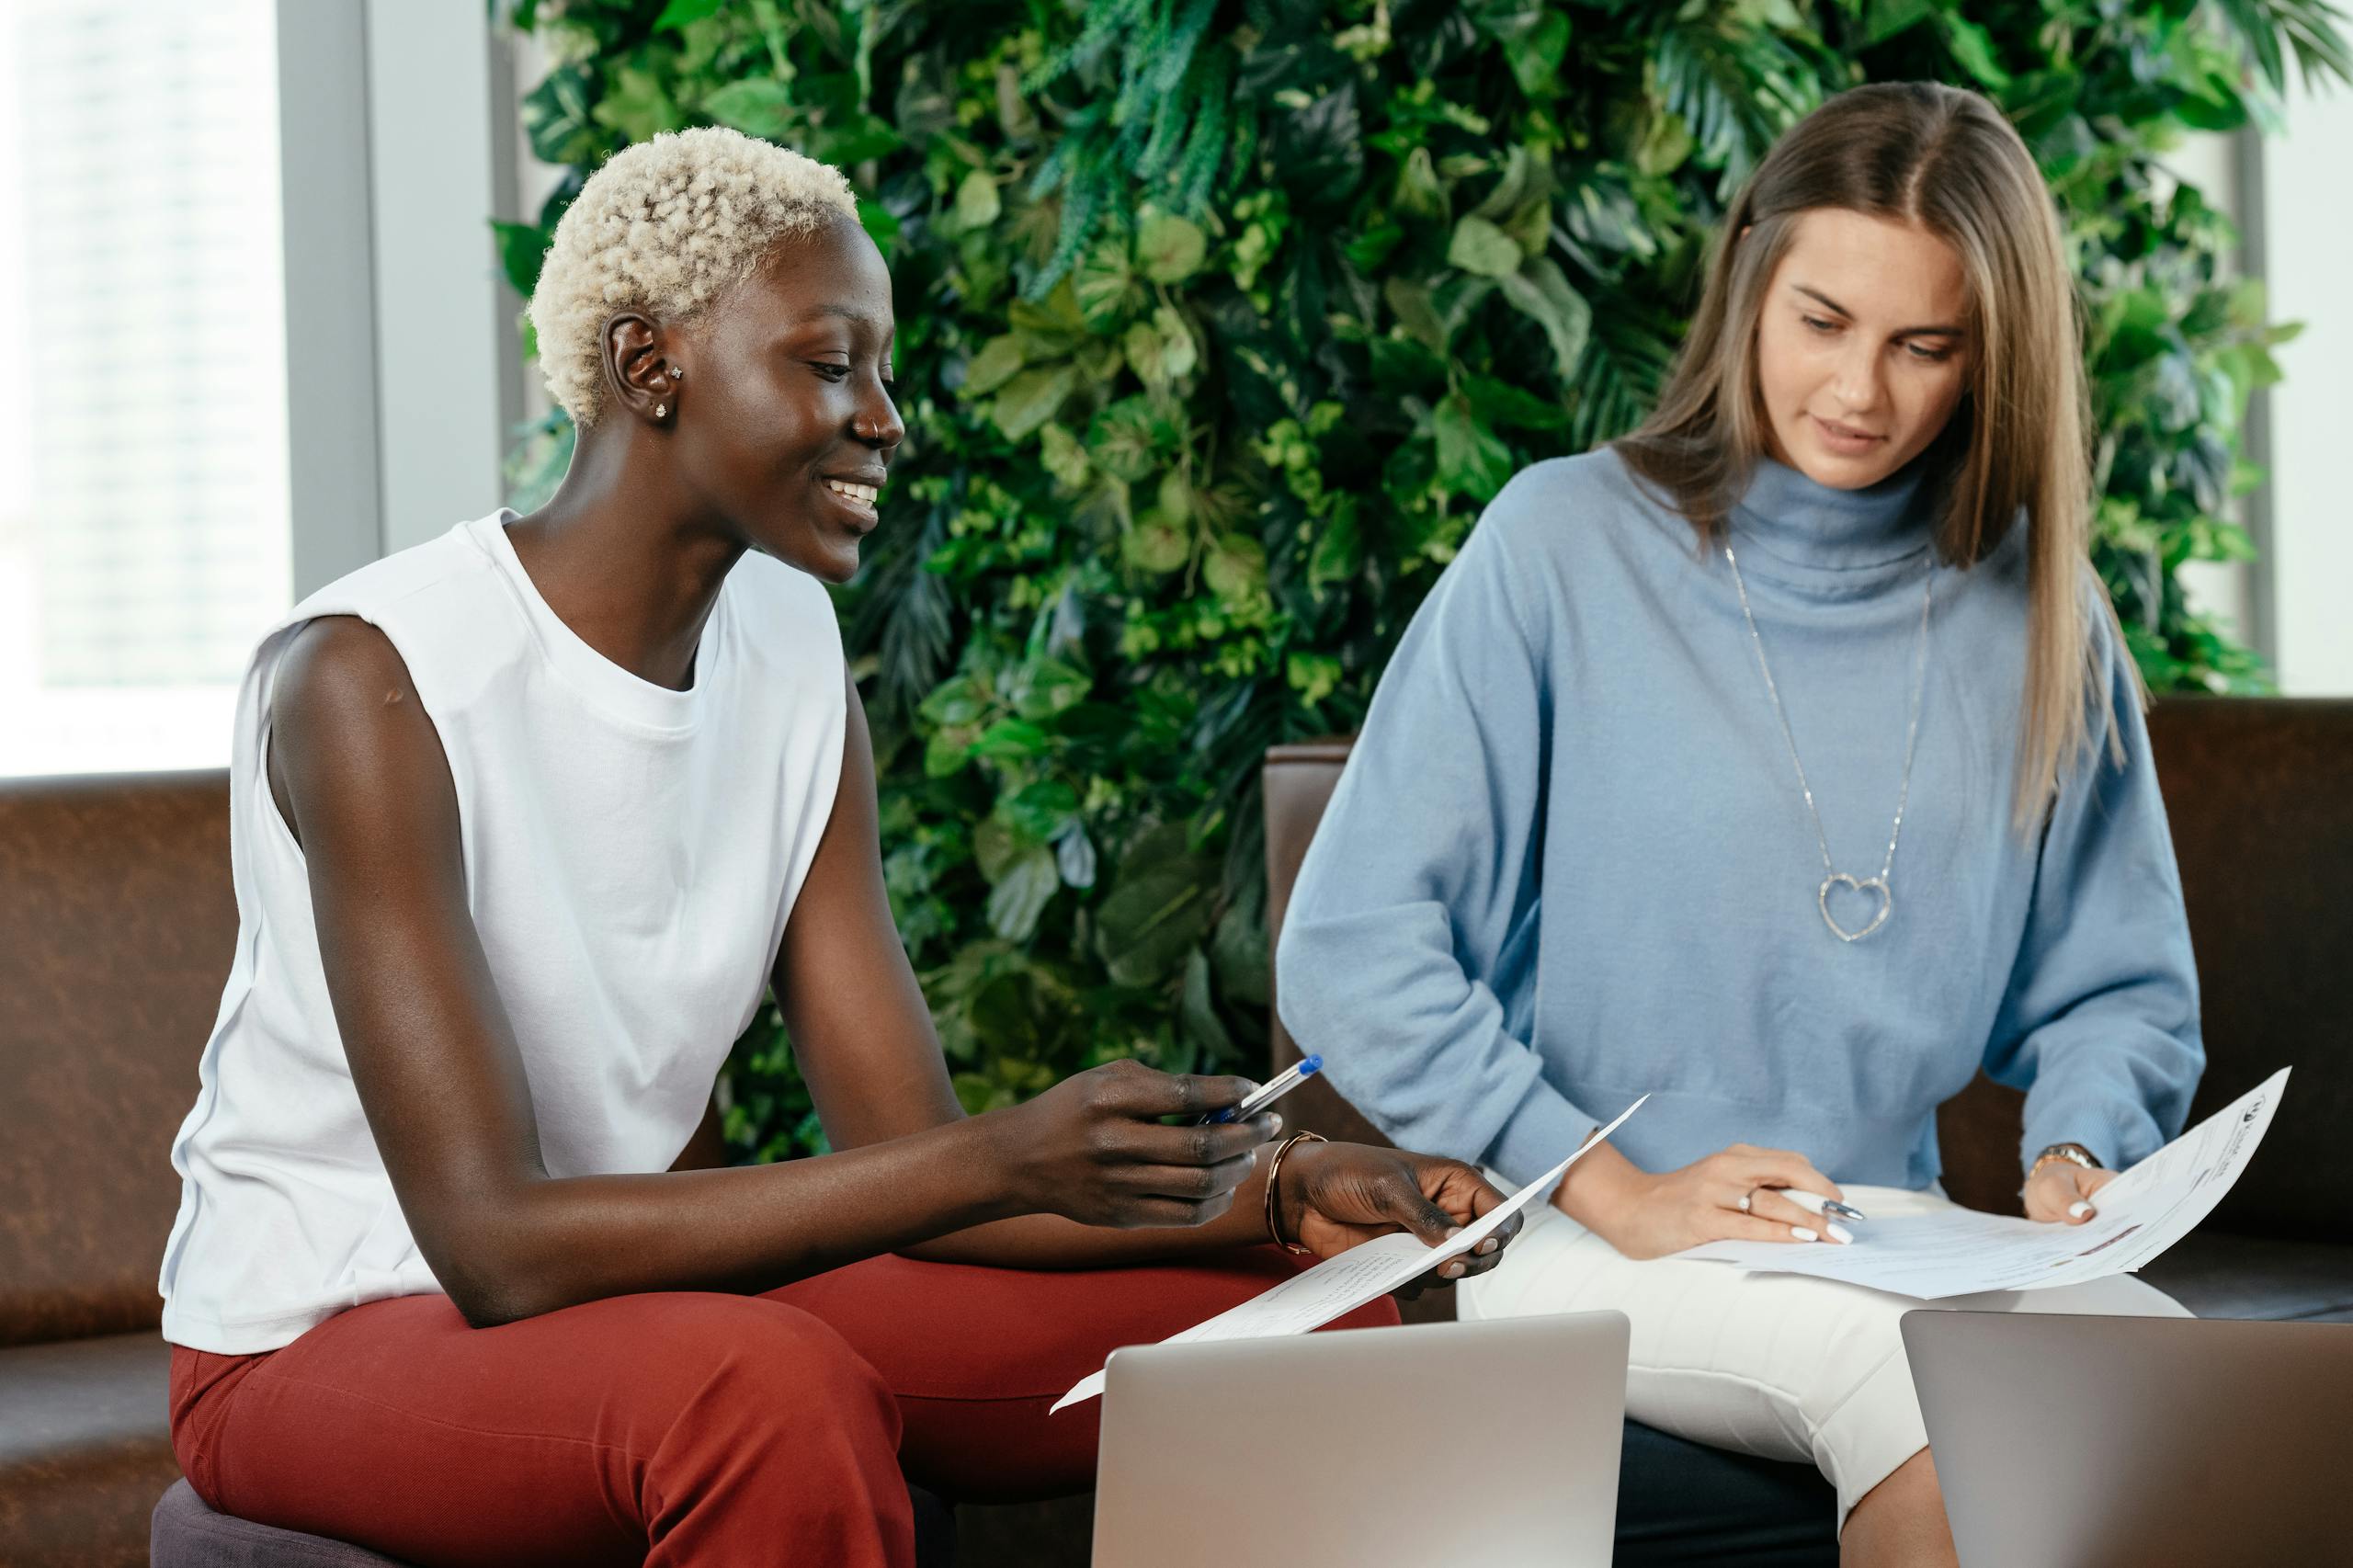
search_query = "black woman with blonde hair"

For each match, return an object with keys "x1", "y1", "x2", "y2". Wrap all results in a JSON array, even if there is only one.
[{"x1": 157, "y1": 127, "x2": 1519, "y2": 1565}]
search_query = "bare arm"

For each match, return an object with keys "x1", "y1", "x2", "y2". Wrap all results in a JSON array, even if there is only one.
[
  {"x1": 268, "y1": 619, "x2": 1259, "y2": 1326},
  {"x1": 776, "y1": 676, "x2": 1289, "y2": 1268}
]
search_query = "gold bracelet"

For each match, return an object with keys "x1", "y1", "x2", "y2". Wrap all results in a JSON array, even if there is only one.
[{"x1": 1263, "y1": 1131, "x2": 1327, "y2": 1255}]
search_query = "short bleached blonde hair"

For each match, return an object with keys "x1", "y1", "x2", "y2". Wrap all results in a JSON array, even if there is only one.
[{"x1": 529, "y1": 126, "x2": 859, "y2": 429}]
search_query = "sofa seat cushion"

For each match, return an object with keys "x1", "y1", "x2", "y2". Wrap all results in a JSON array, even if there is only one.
[
  {"x1": 151, "y1": 1480, "x2": 412, "y2": 1568},
  {"x1": 0, "y1": 1332, "x2": 182, "y2": 1566},
  {"x1": 2137, "y1": 1231, "x2": 2353, "y2": 1323}
]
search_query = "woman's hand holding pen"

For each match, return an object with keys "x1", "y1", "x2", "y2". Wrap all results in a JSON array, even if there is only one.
[
  {"x1": 983, "y1": 1059, "x2": 1280, "y2": 1230},
  {"x1": 1552, "y1": 1139, "x2": 1854, "y2": 1260}
]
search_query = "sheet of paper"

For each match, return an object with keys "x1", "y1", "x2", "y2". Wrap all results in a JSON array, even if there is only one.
[
  {"x1": 1051, "y1": 1096, "x2": 1649, "y2": 1411},
  {"x1": 1676, "y1": 1068, "x2": 2289, "y2": 1299}
]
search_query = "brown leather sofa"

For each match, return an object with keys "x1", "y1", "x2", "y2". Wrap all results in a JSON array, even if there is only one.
[
  {"x1": 1263, "y1": 697, "x2": 2353, "y2": 1324},
  {"x1": 2, "y1": 774, "x2": 235, "y2": 1566}
]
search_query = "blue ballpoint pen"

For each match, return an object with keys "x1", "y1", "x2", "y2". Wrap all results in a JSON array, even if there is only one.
[{"x1": 1199, "y1": 1055, "x2": 1323, "y2": 1125}]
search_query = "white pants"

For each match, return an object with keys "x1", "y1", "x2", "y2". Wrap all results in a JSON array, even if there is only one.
[{"x1": 1458, "y1": 1183, "x2": 2192, "y2": 1530}]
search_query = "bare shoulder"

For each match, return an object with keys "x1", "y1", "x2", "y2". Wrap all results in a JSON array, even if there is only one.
[
  {"x1": 267, "y1": 615, "x2": 455, "y2": 844},
  {"x1": 273, "y1": 615, "x2": 416, "y2": 719}
]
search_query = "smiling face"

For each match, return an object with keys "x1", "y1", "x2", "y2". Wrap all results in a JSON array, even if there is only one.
[
  {"x1": 1753, "y1": 208, "x2": 1973, "y2": 491},
  {"x1": 673, "y1": 210, "x2": 904, "y2": 584}
]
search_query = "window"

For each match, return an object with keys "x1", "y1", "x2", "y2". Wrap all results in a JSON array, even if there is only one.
[{"x1": 0, "y1": 0, "x2": 290, "y2": 778}]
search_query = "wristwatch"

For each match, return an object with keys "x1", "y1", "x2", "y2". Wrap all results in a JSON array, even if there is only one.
[{"x1": 2026, "y1": 1142, "x2": 2101, "y2": 1186}]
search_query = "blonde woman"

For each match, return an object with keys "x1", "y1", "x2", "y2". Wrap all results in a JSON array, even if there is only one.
[
  {"x1": 1279, "y1": 82, "x2": 2200, "y2": 1567},
  {"x1": 157, "y1": 128, "x2": 1520, "y2": 1566}
]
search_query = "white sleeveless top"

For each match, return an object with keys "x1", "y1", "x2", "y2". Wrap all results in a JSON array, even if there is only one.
[{"x1": 157, "y1": 507, "x2": 847, "y2": 1354}]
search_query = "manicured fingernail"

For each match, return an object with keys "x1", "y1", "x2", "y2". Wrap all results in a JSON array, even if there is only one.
[
  {"x1": 1790, "y1": 1226, "x2": 1819, "y2": 1243},
  {"x1": 1826, "y1": 1222, "x2": 1853, "y2": 1244},
  {"x1": 1441, "y1": 1260, "x2": 1466, "y2": 1278},
  {"x1": 2068, "y1": 1201, "x2": 2092, "y2": 1219},
  {"x1": 1476, "y1": 1238, "x2": 1498, "y2": 1255}
]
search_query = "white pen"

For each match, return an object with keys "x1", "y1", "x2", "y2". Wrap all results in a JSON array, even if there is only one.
[{"x1": 1782, "y1": 1188, "x2": 1867, "y2": 1223}]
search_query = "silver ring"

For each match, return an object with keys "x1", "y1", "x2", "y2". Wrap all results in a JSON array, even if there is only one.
[{"x1": 1736, "y1": 1188, "x2": 1755, "y2": 1213}]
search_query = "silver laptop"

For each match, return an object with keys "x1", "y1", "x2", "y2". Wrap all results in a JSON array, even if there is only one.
[
  {"x1": 1904, "y1": 1311, "x2": 2353, "y2": 1567},
  {"x1": 1091, "y1": 1313, "x2": 1629, "y2": 1568}
]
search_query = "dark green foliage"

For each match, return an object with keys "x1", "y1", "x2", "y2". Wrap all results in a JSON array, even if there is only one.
[{"x1": 493, "y1": 0, "x2": 2346, "y2": 1164}]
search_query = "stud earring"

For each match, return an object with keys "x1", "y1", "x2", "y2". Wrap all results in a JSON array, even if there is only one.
[{"x1": 654, "y1": 403, "x2": 667, "y2": 418}]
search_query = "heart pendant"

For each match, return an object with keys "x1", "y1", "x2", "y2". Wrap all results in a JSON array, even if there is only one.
[{"x1": 1819, "y1": 873, "x2": 1891, "y2": 942}]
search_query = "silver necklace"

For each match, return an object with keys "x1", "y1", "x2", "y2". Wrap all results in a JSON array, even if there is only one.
[{"x1": 1723, "y1": 542, "x2": 1933, "y2": 943}]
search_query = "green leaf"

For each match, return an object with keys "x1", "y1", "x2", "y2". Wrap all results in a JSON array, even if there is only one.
[
  {"x1": 703, "y1": 79, "x2": 793, "y2": 141},
  {"x1": 1089, "y1": 399, "x2": 1177, "y2": 483},
  {"x1": 970, "y1": 719, "x2": 1050, "y2": 761},
  {"x1": 1138, "y1": 210, "x2": 1208, "y2": 283},
  {"x1": 988, "y1": 366, "x2": 1079, "y2": 441},
  {"x1": 1013, "y1": 657, "x2": 1092, "y2": 720},
  {"x1": 1154, "y1": 304, "x2": 1199, "y2": 380},
  {"x1": 1447, "y1": 214, "x2": 1525, "y2": 278},
  {"x1": 1005, "y1": 779, "x2": 1081, "y2": 841},
  {"x1": 520, "y1": 62, "x2": 599, "y2": 168},
  {"x1": 924, "y1": 724, "x2": 978, "y2": 778},
  {"x1": 654, "y1": 0, "x2": 726, "y2": 31},
  {"x1": 1498, "y1": 257, "x2": 1592, "y2": 381},
  {"x1": 593, "y1": 65, "x2": 685, "y2": 143},
  {"x1": 1862, "y1": 0, "x2": 1934, "y2": 47},
  {"x1": 1506, "y1": 13, "x2": 1572, "y2": 101},
  {"x1": 1942, "y1": 16, "x2": 2012, "y2": 89},
  {"x1": 1203, "y1": 535, "x2": 1268, "y2": 604},
  {"x1": 963, "y1": 335, "x2": 1027, "y2": 397},
  {"x1": 1432, "y1": 392, "x2": 1515, "y2": 503},
  {"x1": 1056, "y1": 826, "x2": 1098, "y2": 890},
  {"x1": 1346, "y1": 222, "x2": 1404, "y2": 273},
  {"x1": 1123, "y1": 512, "x2": 1191, "y2": 574},
  {"x1": 1632, "y1": 109, "x2": 1693, "y2": 177},
  {"x1": 1179, "y1": 948, "x2": 1235, "y2": 1062},
  {"x1": 491, "y1": 220, "x2": 551, "y2": 298},
  {"x1": 1384, "y1": 277, "x2": 1449, "y2": 353},
  {"x1": 985, "y1": 847, "x2": 1060, "y2": 942},
  {"x1": 1096, "y1": 864, "x2": 1217, "y2": 988},
  {"x1": 1286, "y1": 650, "x2": 1342, "y2": 705},
  {"x1": 972, "y1": 813, "x2": 1022, "y2": 881},
  {"x1": 917, "y1": 676, "x2": 989, "y2": 727},
  {"x1": 1306, "y1": 497, "x2": 1362, "y2": 590},
  {"x1": 1466, "y1": 373, "x2": 1571, "y2": 431},
  {"x1": 954, "y1": 169, "x2": 1002, "y2": 229},
  {"x1": 1039, "y1": 422, "x2": 1091, "y2": 488},
  {"x1": 810, "y1": 114, "x2": 906, "y2": 166}
]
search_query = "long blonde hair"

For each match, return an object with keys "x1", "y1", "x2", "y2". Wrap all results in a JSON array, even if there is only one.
[{"x1": 1615, "y1": 81, "x2": 2135, "y2": 837}]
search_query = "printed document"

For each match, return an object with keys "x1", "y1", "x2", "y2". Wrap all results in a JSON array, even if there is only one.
[
  {"x1": 1677, "y1": 1067, "x2": 2289, "y2": 1298},
  {"x1": 1050, "y1": 1096, "x2": 1649, "y2": 1411}
]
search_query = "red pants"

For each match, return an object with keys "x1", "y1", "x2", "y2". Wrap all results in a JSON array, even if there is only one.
[{"x1": 168, "y1": 1247, "x2": 1398, "y2": 1567}]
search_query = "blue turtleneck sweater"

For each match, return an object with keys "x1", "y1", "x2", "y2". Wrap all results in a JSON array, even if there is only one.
[{"x1": 1276, "y1": 448, "x2": 2203, "y2": 1191}]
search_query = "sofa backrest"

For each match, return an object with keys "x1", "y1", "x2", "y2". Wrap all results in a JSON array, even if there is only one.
[
  {"x1": 0, "y1": 771, "x2": 236, "y2": 1347},
  {"x1": 1264, "y1": 698, "x2": 2353, "y2": 1244}
]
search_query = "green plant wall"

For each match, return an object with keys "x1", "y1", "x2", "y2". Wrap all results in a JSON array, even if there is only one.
[{"x1": 493, "y1": 0, "x2": 2348, "y2": 1162}]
